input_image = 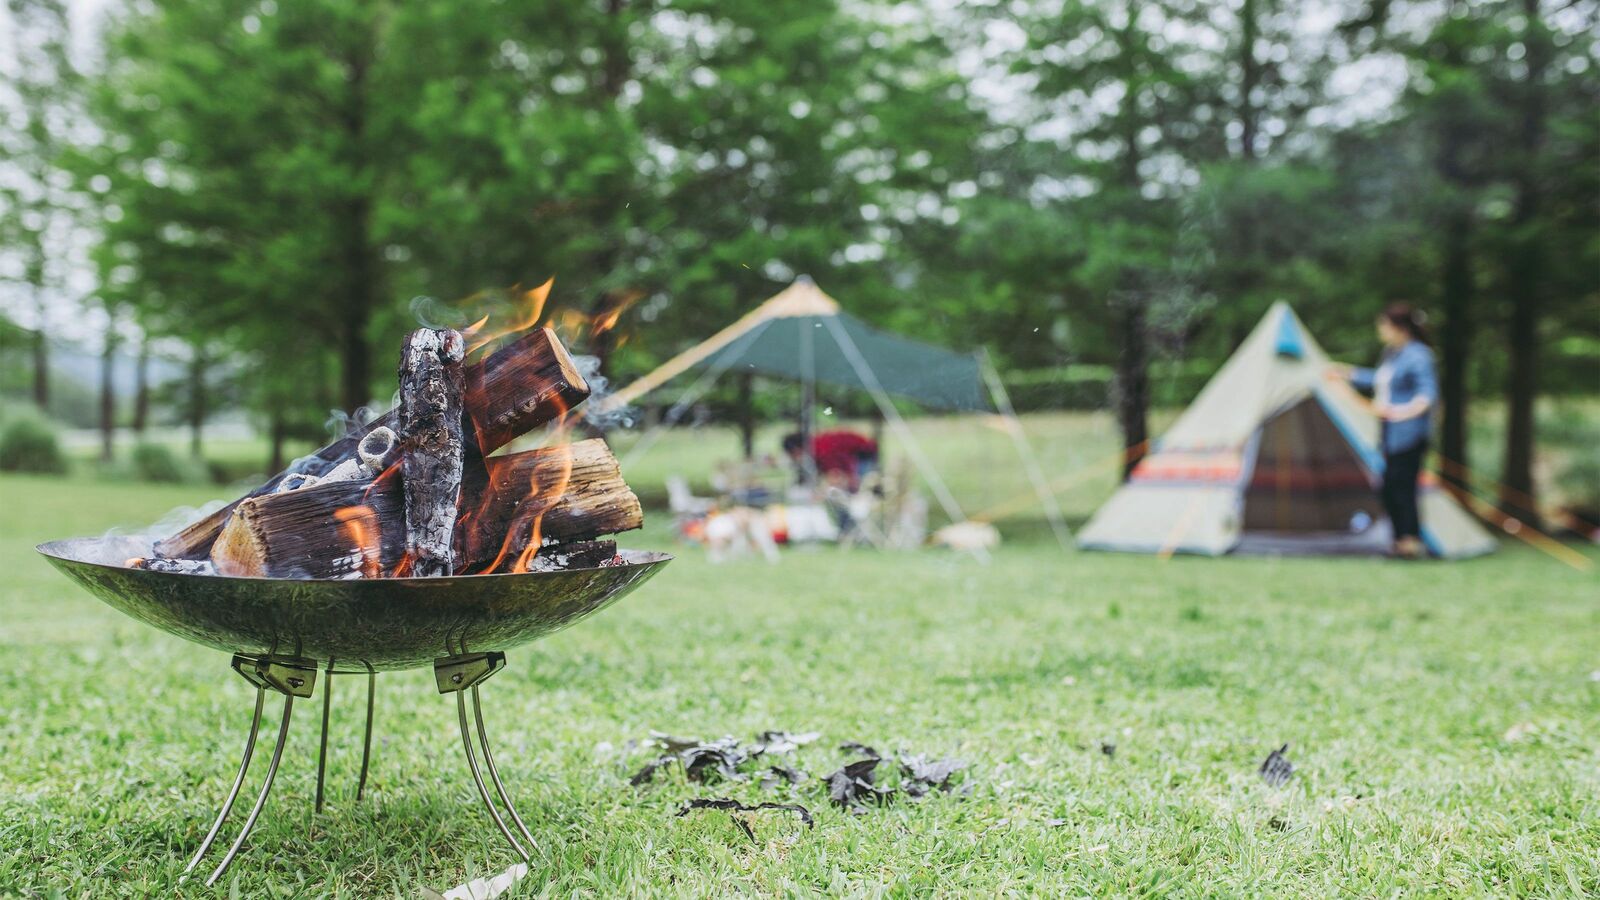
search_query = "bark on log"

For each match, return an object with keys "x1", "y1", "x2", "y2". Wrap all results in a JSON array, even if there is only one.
[
  {"x1": 399, "y1": 329, "x2": 466, "y2": 577},
  {"x1": 210, "y1": 439, "x2": 640, "y2": 578},
  {"x1": 158, "y1": 327, "x2": 589, "y2": 559}
]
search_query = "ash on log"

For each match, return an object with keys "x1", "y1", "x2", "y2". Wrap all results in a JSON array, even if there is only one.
[
  {"x1": 398, "y1": 329, "x2": 466, "y2": 577},
  {"x1": 128, "y1": 557, "x2": 218, "y2": 576},
  {"x1": 524, "y1": 540, "x2": 618, "y2": 572},
  {"x1": 210, "y1": 440, "x2": 641, "y2": 579},
  {"x1": 156, "y1": 327, "x2": 589, "y2": 560}
]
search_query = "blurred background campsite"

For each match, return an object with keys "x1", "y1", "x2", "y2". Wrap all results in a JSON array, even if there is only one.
[{"x1": 1, "y1": 0, "x2": 1597, "y2": 534}]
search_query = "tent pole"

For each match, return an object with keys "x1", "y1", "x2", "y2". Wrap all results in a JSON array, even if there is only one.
[
  {"x1": 979, "y1": 349, "x2": 1073, "y2": 550},
  {"x1": 821, "y1": 315, "x2": 986, "y2": 562},
  {"x1": 738, "y1": 373, "x2": 755, "y2": 460},
  {"x1": 798, "y1": 317, "x2": 817, "y2": 488}
]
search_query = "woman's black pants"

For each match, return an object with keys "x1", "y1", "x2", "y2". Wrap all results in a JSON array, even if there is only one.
[{"x1": 1382, "y1": 442, "x2": 1427, "y2": 541}]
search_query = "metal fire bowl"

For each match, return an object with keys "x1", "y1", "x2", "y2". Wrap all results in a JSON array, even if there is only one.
[{"x1": 37, "y1": 538, "x2": 672, "y2": 673}]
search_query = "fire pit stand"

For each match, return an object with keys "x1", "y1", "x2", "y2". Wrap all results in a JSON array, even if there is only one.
[
  {"x1": 37, "y1": 538, "x2": 672, "y2": 888},
  {"x1": 179, "y1": 650, "x2": 540, "y2": 887}
]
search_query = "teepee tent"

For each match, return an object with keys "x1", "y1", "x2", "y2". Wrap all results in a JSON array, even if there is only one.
[
  {"x1": 604, "y1": 277, "x2": 1071, "y2": 548},
  {"x1": 1077, "y1": 302, "x2": 1495, "y2": 558}
]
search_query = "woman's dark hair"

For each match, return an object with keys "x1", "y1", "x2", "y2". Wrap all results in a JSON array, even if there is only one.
[{"x1": 1380, "y1": 302, "x2": 1431, "y2": 346}]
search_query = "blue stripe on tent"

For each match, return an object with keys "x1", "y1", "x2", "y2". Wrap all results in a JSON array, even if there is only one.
[
  {"x1": 1274, "y1": 309, "x2": 1305, "y2": 358},
  {"x1": 1420, "y1": 525, "x2": 1444, "y2": 558},
  {"x1": 1312, "y1": 387, "x2": 1384, "y2": 475}
]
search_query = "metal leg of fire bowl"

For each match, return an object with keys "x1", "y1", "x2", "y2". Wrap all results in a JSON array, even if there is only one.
[
  {"x1": 185, "y1": 654, "x2": 317, "y2": 888},
  {"x1": 181, "y1": 685, "x2": 266, "y2": 879},
  {"x1": 355, "y1": 669, "x2": 375, "y2": 803},
  {"x1": 471, "y1": 684, "x2": 540, "y2": 855},
  {"x1": 435, "y1": 652, "x2": 530, "y2": 862},
  {"x1": 316, "y1": 665, "x2": 333, "y2": 813}
]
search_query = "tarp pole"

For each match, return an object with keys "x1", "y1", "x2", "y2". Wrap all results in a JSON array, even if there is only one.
[
  {"x1": 797, "y1": 317, "x2": 818, "y2": 488},
  {"x1": 978, "y1": 349, "x2": 1073, "y2": 551},
  {"x1": 737, "y1": 373, "x2": 755, "y2": 460},
  {"x1": 822, "y1": 315, "x2": 987, "y2": 563}
]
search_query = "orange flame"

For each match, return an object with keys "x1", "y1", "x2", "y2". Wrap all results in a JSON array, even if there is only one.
[
  {"x1": 470, "y1": 393, "x2": 577, "y2": 575},
  {"x1": 512, "y1": 439, "x2": 575, "y2": 573},
  {"x1": 333, "y1": 505, "x2": 382, "y2": 578},
  {"x1": 400, "y1": 278, "x2": 645, "y2": 576},
  {"x1": 466, "y1": 279, "x2": 554, "y2": 356}
]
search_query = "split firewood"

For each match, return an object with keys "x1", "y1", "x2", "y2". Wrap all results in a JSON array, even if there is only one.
[
  {"x1": 465, "y1": 327, "x2": 590, "y2": 450},
  {"x1": 157, "y1": 327, "x2": 589, "y2": 559},
  {"x1": 453, "y1": 438, "x2": 643, "y2": 573},
  {"x1": 399, "y1": 329, "x2": 466, "y2": 577},
  {"x1": 210, "y1": 439, "x2": 641, "y2": 579}
]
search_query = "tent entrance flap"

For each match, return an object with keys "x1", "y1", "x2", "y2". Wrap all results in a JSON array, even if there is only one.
[{"x1": 1241, "y1": 396, "x2": 1382, "y2": 534}]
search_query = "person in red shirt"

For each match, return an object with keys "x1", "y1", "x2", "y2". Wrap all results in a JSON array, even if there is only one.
[{"x1": 782, "y1": 429, "x2": 878, "y2": 491}]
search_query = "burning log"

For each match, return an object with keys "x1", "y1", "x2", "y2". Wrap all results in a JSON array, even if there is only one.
[
  {"x1": 210, "y1": 439, "x2": 641, "y2": 579},
  {"x1": 454, "y1": 438, "x2": 643, "y2": 574},
  {"x1": 399, "y1": 329, "x2": 466, "y2": 577},
  {"x1": 156, "y1": 328, "x2": 589, "y2": 559}
]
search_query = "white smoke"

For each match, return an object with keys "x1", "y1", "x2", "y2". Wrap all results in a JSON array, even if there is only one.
[
  {"x1": 408, "y1": 294, "x2": 472, "y2": 330},
  {"x1": 572, "y1": 354, "x2": 639, "y2": 431},
  {"x1": 64, "y1": 499, "x2": 230, "y2": 566}
]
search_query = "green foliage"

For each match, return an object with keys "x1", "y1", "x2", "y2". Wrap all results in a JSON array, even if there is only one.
[
  {"x1": 129, "y1": 442, "x2": 184, "y2": 483},
  {"x1": 3, "y1": 0, "x2": 1595, "y2": 503},
  {"x1": 0, "y1": 411, "x2": 67, "y2": 474}
]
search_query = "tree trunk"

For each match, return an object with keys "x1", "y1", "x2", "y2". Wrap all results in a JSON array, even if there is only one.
[
  {"x1": 1434, "y1": 12, "x2": 1473, "y2": 498},
  {"x1": 188, "y1": 349, "x2": 206, "y2": 459},
  {"x1": 133, "y1": 336, "x2": 151, "y2": 435},
  {"x1": 1438, "y1": 210, "x2": 1472, "y2": 496},
  {"x1": 1237, "y1": 0, "x2": 1260, "y2": 161},
  {"x1": 582, "y1": 0, "x2": 633, "y2": 381},
  {"x1": 1115, "y1": 295, "x2": 1150, "y2": 479},
  {"x1": 31, "y1": 322, "x2": 49, "y2": 410},
  {"x1": 99, "y1": 323, "x2": 117, "y2": 463},
  {"x1": 1501, "y1": 0, "x2": 1548, "y2": 525},
  {"x1": 737, "y1": 372, "x2": 754, "y2": 459},
  {"x1": 340, "y1": 247, "x2": 373, "y2": 414},
  {"x1": 338, "y1": 45, "x2": 375, "y2": 415}
]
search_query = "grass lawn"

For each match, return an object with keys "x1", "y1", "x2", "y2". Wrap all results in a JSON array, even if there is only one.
[{"x1": 2, "y1": 463, "x2": 1597, "y2": 897}]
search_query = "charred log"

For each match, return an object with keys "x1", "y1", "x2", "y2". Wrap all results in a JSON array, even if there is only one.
[{"x1": 399, "y1": 329, "x2": 466, "y2": 577}]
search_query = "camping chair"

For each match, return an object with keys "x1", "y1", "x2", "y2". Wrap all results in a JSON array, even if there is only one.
[{"x1": 666, "y1": 475, "x2": 715, "y2": 517}]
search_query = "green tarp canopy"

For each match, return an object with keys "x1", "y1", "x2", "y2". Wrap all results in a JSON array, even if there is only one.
[{"x1": 608, "y1": 278, "x2": 989, "y2": 412}]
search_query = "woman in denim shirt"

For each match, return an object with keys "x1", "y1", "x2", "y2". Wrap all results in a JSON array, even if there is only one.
[{"x1": 1326, "y1": 304, "x2": 1438, "y2": 559}]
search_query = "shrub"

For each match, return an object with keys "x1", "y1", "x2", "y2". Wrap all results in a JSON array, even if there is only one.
[
  {"x1": 131, "y1": 442, "x2": 186, "y2": 483},
  {"x1": 0, "y1": 414, "x2": 68, "y2": 474}
]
